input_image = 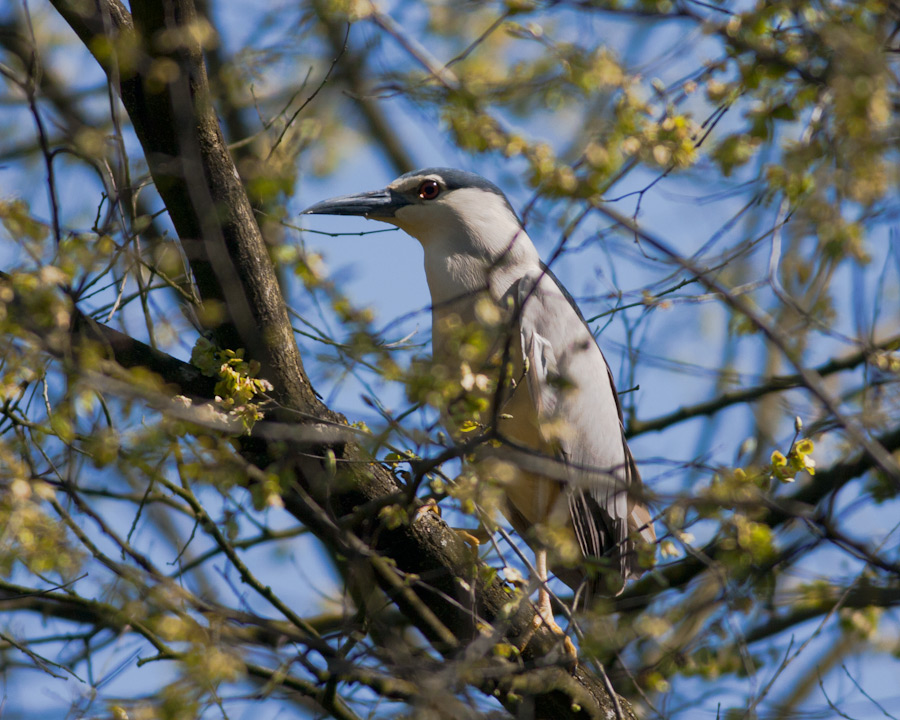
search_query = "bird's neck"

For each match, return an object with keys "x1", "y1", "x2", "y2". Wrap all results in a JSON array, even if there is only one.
[
  {"x1": 421, "y1": 226, "x2": 540, "y2": 306},
  {"x1": 423, "y1": 227, "x2": 539, "y2": 369}
]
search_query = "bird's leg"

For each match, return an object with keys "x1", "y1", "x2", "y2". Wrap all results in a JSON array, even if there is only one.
[
  {"x1": 534, "y1": 548, "x2": 553, "y2": 622},
  {"x1": 532, "y1": 548, "x2": 578, "y2": 665}
]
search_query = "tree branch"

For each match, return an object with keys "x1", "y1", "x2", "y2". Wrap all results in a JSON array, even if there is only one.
[
  {"x1": 628, "y1": 334, "x2": 900, "y2": 437},
  {"x1": 41, "y1": 1, "x2": 637, "y2": 716}
]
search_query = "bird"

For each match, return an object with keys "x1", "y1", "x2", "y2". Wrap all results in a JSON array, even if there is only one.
[{"x1": 304, "y1": 167, "x2": 655, "y2": 649}]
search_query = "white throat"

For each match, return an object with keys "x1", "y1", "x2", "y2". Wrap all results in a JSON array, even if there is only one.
[{"x1": 391, "y1": 188, "x2": 541, "y2": 304}]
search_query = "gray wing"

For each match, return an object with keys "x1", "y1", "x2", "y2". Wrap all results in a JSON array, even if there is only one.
[{"x1": 513, "y1": 270, "x2": 653, "y2": 595}]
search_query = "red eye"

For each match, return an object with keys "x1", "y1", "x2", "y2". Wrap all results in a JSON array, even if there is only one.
[{"x1": 418, "y1": 180, "x2": 441, "y2": 200}]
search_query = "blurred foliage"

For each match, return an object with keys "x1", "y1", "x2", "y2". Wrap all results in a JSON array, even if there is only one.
[{"x1": 0, "y1": 0, "x2": 899, "y2": 718}]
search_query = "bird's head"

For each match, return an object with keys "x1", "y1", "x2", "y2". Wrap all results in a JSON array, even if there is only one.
[{"x1": 303, "y1": 168, "x2": 527, "y2": 258}]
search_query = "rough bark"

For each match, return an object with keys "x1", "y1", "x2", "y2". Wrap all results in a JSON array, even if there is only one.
[{"x1": 43, "y1": 0, "x2": 638, "y2": 717}]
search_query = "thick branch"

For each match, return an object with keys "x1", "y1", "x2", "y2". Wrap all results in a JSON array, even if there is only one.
[
  {"x1": 4, "y1": 276, "x2": 636, "y2": 717},
  {"x1": 40, "y1": 2, "x2": 635, "y2": 716},
  {"x1": 50, "y1": 0, "x2": 320, "y2": 416}
]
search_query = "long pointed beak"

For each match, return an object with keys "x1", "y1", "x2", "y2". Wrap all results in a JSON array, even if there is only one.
[{"x1": 302, "y1": 188, "x2": 410, "y2": 219}]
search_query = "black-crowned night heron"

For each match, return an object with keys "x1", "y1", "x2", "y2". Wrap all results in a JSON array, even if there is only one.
[{"x1": 304, "y1": 168, "x2": 655, "y2": 648}]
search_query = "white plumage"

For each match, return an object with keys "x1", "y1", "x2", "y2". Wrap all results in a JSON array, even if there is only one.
[{"x1": 305, "y1": 167, "x2": 655, "y2": 617}]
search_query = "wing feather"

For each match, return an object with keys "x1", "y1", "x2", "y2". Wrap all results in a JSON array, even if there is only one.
[{"x1": 510, "y1": 270, "x2": 653, "y2": 598}]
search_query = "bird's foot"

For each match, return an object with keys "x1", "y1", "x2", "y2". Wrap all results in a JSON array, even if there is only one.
[
  {"x1": 413, "y1": 497, "x2": 442, "y2": 522},
  {"x1": 532, "y1": 608, "x2": 578, "y2": 668},
  {"x1": 453, "y1": 523, "x2": 492, "y2": 553},
  {"x1": 454, "y1": 528, "x2": 483, "y2": 554},
  {"x1": 528, "y1": 555, "x2": 578, "y2": 667}
]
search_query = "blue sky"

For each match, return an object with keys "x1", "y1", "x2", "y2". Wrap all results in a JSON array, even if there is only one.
[{"x1": 1, "y1": 2, "x2": 899, "y2": 718}]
